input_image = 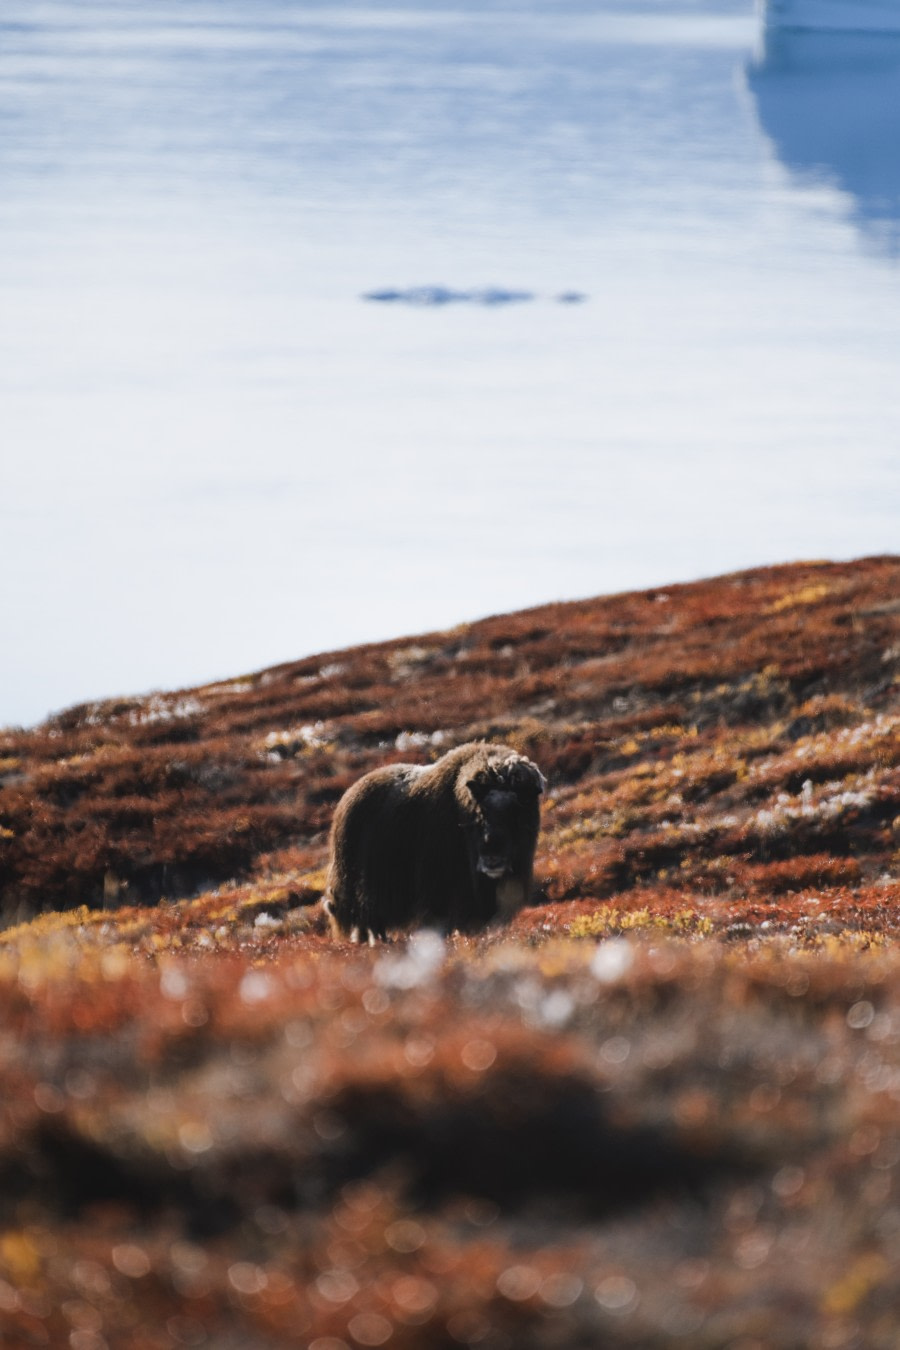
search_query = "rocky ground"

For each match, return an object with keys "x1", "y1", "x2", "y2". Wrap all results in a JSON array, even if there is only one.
[{"x1": 0, "y1": 555, "x2": 898, "y2": 1348}]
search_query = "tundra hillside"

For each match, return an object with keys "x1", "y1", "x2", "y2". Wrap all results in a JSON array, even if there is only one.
[{"x1": 0, "y1": 556, "x2": 898, "y2": 1348}]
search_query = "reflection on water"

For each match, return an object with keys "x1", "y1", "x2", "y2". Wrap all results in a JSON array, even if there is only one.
[{"x1": 747, "y1": 27, "x2": 900, "y2": 251}]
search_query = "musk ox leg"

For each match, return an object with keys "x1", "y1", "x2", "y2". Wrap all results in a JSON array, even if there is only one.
[
  {"x1": 351, "y1": 925, "x2": 386, "y2": 946},
  {"x1": 324, "y1": 898, "x2": 388, "y2": 945},
  {"x1": 322, "y1": 895, "x2": 341, "y2": 937},
  {"x1": 323, "y1": 893, "x2": 366, "y2": 941},
  {"x1": 496, "y1": 876, "x2": 526, "y2": 922}
]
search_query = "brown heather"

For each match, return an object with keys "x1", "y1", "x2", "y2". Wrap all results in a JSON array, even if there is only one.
[{"x1": 0, "y1": 555, "x2": 898, "y2": 1347}]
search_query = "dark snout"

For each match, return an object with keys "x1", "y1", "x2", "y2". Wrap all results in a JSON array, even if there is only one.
[
  {"x1": 477, "y1": 853, "x2": 511, "y2": 879},
  {"x1": 475, "y1": 804, "x2": 515, "y2": 878}
]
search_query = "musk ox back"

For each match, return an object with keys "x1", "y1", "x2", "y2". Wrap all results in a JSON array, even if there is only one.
[{"x1": 323, "y1": 741, "x2": 545, "y2": 943}]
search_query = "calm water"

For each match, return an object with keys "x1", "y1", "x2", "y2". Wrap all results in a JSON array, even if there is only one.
[{"x1": 2, "y1": 1, "x2": 899, "y2": 727}]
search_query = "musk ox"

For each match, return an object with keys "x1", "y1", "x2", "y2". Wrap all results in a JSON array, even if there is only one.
[{"x1": 323, "y1": 741, "x2": 545, "y2": 943}]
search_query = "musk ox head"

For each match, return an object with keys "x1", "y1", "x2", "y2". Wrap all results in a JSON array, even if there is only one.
[{"x1": 462, "y1": 751, "x2": 545, "y2": 882}]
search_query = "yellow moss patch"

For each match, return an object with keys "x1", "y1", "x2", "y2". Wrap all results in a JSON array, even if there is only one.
[
  {"x1": 0, "y1": 905, "x2": 98, "y2": 947},
  {"x1": 298, "y1": 868, "x2": 328, "y2": 893},
  {"x1": 770, "y1": 584, "x2": 830, "y2": 613},
  {"x1": 0, "y1": 1230, "x2": 41, "y2": 1283},
  {"x1": 568, "y1": 905, "x2": 713, "y2": 939},
  {"x1": 812, "y1": 930, "x2": 889, "y2": 953},
  {"x1": 822, "y1": 1252, "x2": 888, "y2": 1316}
]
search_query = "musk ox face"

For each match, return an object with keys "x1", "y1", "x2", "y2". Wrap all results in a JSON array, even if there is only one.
[
  {"x1": 472, "y1": 789, "x2": 523, "y2": 879},
  {"x1": 465, "y1": 764, "x2": 544, "y2": 882}
]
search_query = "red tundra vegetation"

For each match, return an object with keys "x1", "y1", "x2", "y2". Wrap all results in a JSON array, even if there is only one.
[{"x1": 0, "y1": 555, "x2": 898, "y2": 1347}]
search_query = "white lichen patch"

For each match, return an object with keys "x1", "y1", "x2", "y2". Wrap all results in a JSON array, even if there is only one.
[
  {"x1": 752, "y1": 771, "x2": 879, "y2": 837},
  {"x1": 129, "y1": 696, "x2": 206, "y2": 727},
  {"x1": 261, "y1": 722, "x2": 332, "y2": 758},
  {"x1": 389, "y1": 646, "x2": 437, "y2": 680},
  {"x1": 394, "y1": 730, "x2": 446, "y2": 752}
]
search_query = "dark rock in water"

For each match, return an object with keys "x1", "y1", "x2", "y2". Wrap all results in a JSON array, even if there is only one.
[
  {"x1": 363, "y1": 286, "x2": 588, "y2": 306},
  {"x1": 476, "y1": 287, "x2": 534, "y2": 306},
  {"x1": 363, "y1": 285, "x2": 535, "y2": 307}
]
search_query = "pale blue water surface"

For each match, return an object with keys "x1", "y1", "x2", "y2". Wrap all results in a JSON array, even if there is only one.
[{"x1": 2, "y1": 0, "x2": 899, "y2": 727}]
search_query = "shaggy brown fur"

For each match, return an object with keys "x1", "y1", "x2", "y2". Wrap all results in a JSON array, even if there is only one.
[{"x1": 323, "y1": 742, "x2": 544, "y2": 943}]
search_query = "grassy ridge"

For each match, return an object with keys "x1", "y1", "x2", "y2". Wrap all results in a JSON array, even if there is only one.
[{"x1": 1, "y1": 555, "x2": 898, "y2": 923}]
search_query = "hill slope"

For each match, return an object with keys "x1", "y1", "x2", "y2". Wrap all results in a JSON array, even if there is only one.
[
  {"x1": 2, "y1": 555, "x2": 899, "y2": 927},
  {"x1": 0, "y1": 556, "x2": 898, "y2": 1347}
]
